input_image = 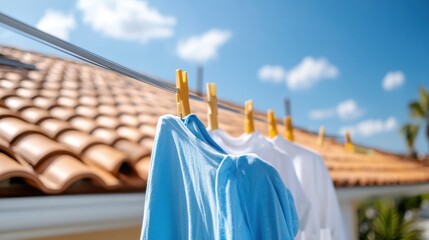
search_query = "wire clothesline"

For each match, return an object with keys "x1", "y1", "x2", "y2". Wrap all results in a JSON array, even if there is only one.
[
  {"x1": 0, "y1": 11, "x2": 271, "y2": 120},
  {"x1": 0, "y1": 11, "x2": 347, "y2": 141}
]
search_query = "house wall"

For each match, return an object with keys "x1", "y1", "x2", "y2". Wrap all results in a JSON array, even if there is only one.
[
  {"x1": 31, "y1": 227, "x2": 141, "y2": 240},
  {"x1": 340, "y1": 200, "x2": 359, "y2": 240}
]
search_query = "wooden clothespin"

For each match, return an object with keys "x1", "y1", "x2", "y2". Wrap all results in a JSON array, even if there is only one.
[
  {"x1": 176, "y1": 69, "x2": 191, "y2": 117},
  {"x1": 206, "y1": 83, "x2": 218, "y2": 130},
  {"x1": 345, "y1": 131, "x2": 354, "y2": 152},
  {"x1": 317, "y1": 126, "x2": 325, "y2": 146},
  {"x1": 267, "y1": 109, "x2": 278, "y2": 138},
  {"x1": 284, "y1": 116, "x2": 294, "y2": 141},
  {"x1": 244, "y1": 100, "x2": 255, "y2": 134}
]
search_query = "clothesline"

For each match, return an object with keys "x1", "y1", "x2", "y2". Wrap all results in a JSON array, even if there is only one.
[
  {"x1": 0, "y1": 11, "x2": 176, "y2": 92},
  {"x1": 0, "y1": 11, "x2": 345, "y2": 141},
  {"x1": 0, "y1": 11, "x2": 273, "y2": 121}
]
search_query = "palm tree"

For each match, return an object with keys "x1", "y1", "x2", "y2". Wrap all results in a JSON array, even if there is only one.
[
  {"x1": 409, "y1": 87, "x2": 429, "y2": 151},
  {"x1": 372, "y1": 200, "x2": 422, "y2": 240},
  {"x1": 401, "y1": 124, "x2": 420, "y2": 158},
  {"x1": 358, "y1": 199, "x2": 423, "y2": 240}
]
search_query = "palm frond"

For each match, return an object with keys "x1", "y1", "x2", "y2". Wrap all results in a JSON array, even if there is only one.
[
  {"x1": 409, "y1": 101, "x2": 425, "y2": 118},
  {"x1": 400, "y1": 124, "x2": 420, "y2": 148},
  {"x1": 419, "y1": 87, "x2": 429, "y2": 113},
  {"x1": 359, "y1": 199, "x2": 423, "y2": 240}
]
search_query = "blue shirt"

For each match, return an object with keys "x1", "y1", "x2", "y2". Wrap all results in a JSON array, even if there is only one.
[{"x1": 141, "y1": 114, "x2": 299, "y2": 240}]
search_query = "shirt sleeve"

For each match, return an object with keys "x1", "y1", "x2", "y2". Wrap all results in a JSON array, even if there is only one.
[
  {"x1": 271, "y1": 149, "x2": 311, "y2": 228},
  {"x1": 317, "y1": 156, "x2": 346, "y2": 240},
  {"x1": 141, "y1": 117, "x2": 187, "y2": 240}
]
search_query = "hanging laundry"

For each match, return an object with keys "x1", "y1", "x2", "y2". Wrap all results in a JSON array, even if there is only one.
[
  {"x1": 269, "y1": 136, "x2": 346, "y2": 240},
  {"x1": 208, "y1": 129, "x2": 311, "y2": 237},
  {"x1": 141, "y1": 114, "x2": 299, "y2": 240}
]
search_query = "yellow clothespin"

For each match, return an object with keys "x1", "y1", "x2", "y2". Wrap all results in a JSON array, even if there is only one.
[
  {"x1": 206, "y1": 83, "x2": 218, "y2": 130},
  {"x1": 284, "y1": 116, "x2": 294, "y2": 141},
  {"x1": 345, "y1": 131, "x2": 354, "y2": 152},
  {"x1": 317, "y1": 126, "x2": 325, "y2": 146},
  {"x1": 176, "y1": 69, "x2": 191, "y2": 117},
  {"x1": 244, "y1": 100, "x2": 255, "y2": 134},
  {"x1": 267, "y1": 109, "x2": 278, "y2": 138}
]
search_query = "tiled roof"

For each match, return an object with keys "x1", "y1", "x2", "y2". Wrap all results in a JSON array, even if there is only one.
[{"x1": 0, "y1": 45, "x2": 428, "y2": 196}]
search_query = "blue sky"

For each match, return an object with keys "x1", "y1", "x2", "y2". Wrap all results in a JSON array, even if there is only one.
[{"x1": 1, "y1": 0, "x2": 428, "y2": 154}]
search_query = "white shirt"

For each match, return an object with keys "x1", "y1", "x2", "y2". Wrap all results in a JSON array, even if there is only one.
[
  {"x1": 269, "y1": 136, "x2": 346, "y2": 240},
  {"x1": 209, "y1": 130, "x2": 311, "y2": 232}
]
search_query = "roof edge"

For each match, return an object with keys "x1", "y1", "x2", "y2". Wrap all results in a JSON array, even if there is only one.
[{"x1": 0, "y1": 193, "x2": 145, "y2": 239}]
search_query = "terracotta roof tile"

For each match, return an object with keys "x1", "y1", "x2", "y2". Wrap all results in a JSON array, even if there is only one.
[
  {"x1": 70, "y1": 116, "x2": 98, "y2": 133},
  {"x1": 20, "y1": 79, "x2": 41, "y2": 89},
  {"x1": 97, "y1": 115, "x2": 122, "y2": 129},
  {"x1": 57, "y1": 96, "x2": 79, "y2": 108},
  {"x1": 39, "y1": 118, "x2": 74, "y2": 139},
  {"x1": 135, "y1": 156, "x2": 151, "y2": 181},
  {"x1": 98, "y1": 104, "x2": 119, "y2": 116},
  {"x1": 27, "y1": 71, "x2": 45, "y2": 81},
  {"x1": 57, "y1": 130, "x2": 102, "y2": 153},
  {"x1": 117, "y1": 126, "x2": 144, "y2": 142},
  {"x1": 117, "y1": 104, "x2": 138, "y2": 115},
  {"x1": 13, "y1": 133, "x2": 74, "y2": 167},
  {"x1": 50, "y1": 106, "x2": 76, "y2": 121},
  {"x1": 40, "y1": 88, "x2": 60, "y2": 99},
  {"x1": 0, "y1": 152, "x2": 34, "y2": 181},
  {"x1": 82, "y1": 144, "x2": 129, "y2": 174},
  {"x1": 0, "y1": 79, "x2": 19, "y2": 89},
  {"x1": 33, "y1": 96, "x2": 57, "y2": 109},
  {"x1": 3, "y1": 96, "x2": 33, "y2": 111},
  {"x1": 36, "y1": 154, "x2": 118, "y2": 190},
  {"x1": 13, "y1": 152, "x2": 121, "y2": 194},
  {"x1": 43, "y1": 81, "x2": 62, "y2": 90},
  {"x1": 4, "y1": 72, "x2": 23, "y2": 81},
  {"x1": 0, "y1": 107, "x2": 19, "y2": 119},
  {"x1": 76, "y1": 105, "x2": 99, "y2": 118},
  {"x1": 1, "y1": 45, "x2": 429, "y2": 196},
  {"x1": 139, "y1": 125, "x2": 157, "y2": 139},
  {"x1": 62, "y1": 80, "x2": 79, "y2": 90},
  {"x1": 15, "y1": 87, "x2": 39, "y2": 99},
  {"x1": 98, "y1": 95, "x2": 116, "y2": 105},
  {"x1": 20, "y1": 107, "x2": 51, "y2": 124},
  {"x1": 0, "y1": 116, "x2": 41, "y2": 143},
  {"x1": 137, "y1": 113, "x2": 158, "y2": 125},
  {"x1": 140, "y1": 137, "x2": 154, "y2": 150},
  {"x1": 91, "y1": 128, "x2": 122, "y2": 145},
  {"x1": 113, "y1": 139, "x2": 150, "y2": 162},
  {"x1": 0, "y1": 89, "x2": 15, "y2": 101},
  {"x1": 60, "y1": 88, "x2": 79, "y2": 98},
  {"x1": 79, "y1": 95, "x2": 98, "y2": 106},
  {"x1": 119, "y1": 114, "x2": 140, "y2": 127}
]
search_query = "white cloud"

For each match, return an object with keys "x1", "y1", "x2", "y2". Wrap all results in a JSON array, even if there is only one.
[
  {"x1": 177, "y1": 29, "x2": 231, "y2": 63},
  {"x1": 382, "y1": 71, "x2": 405, "y2": 91},
  {"x1": 308, "y1": 99, "x2": 364, "y2": 120},
  {"x1": 76, "y1": 0, "x2": 176, "y2": 43},
  {"x1": 339, "y1": 117, "x2": 398, "y2": 137},
  {"x1": 258, "y1": 57, "x2": 339, "y2": 90},
  {"x1": 36, "y1": 10, "x2": 76, "y2": 40},
  {"x1": 336, "y1": 99, "x2": 364, "y2": 120},
  {"x1": 286, "y1": 57, "x2": 339, "y2": 90},
  {"x1": 258, "y1": 65, "x2": 286, "y2": 83},
  {"x1": 308, "y1": 109, "x2": 335, "y2": 120}
]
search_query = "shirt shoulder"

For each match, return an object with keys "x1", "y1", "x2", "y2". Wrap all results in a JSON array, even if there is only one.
[
  {"x1": 235, "y1": 154, "x2": 280, "y2": 176},
  {"x1": 227, "y1": 154, "x2": 299, "y2": 238},
  {"x1": 216, "y1": 154, "x2": 286, "y2": 193}
]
